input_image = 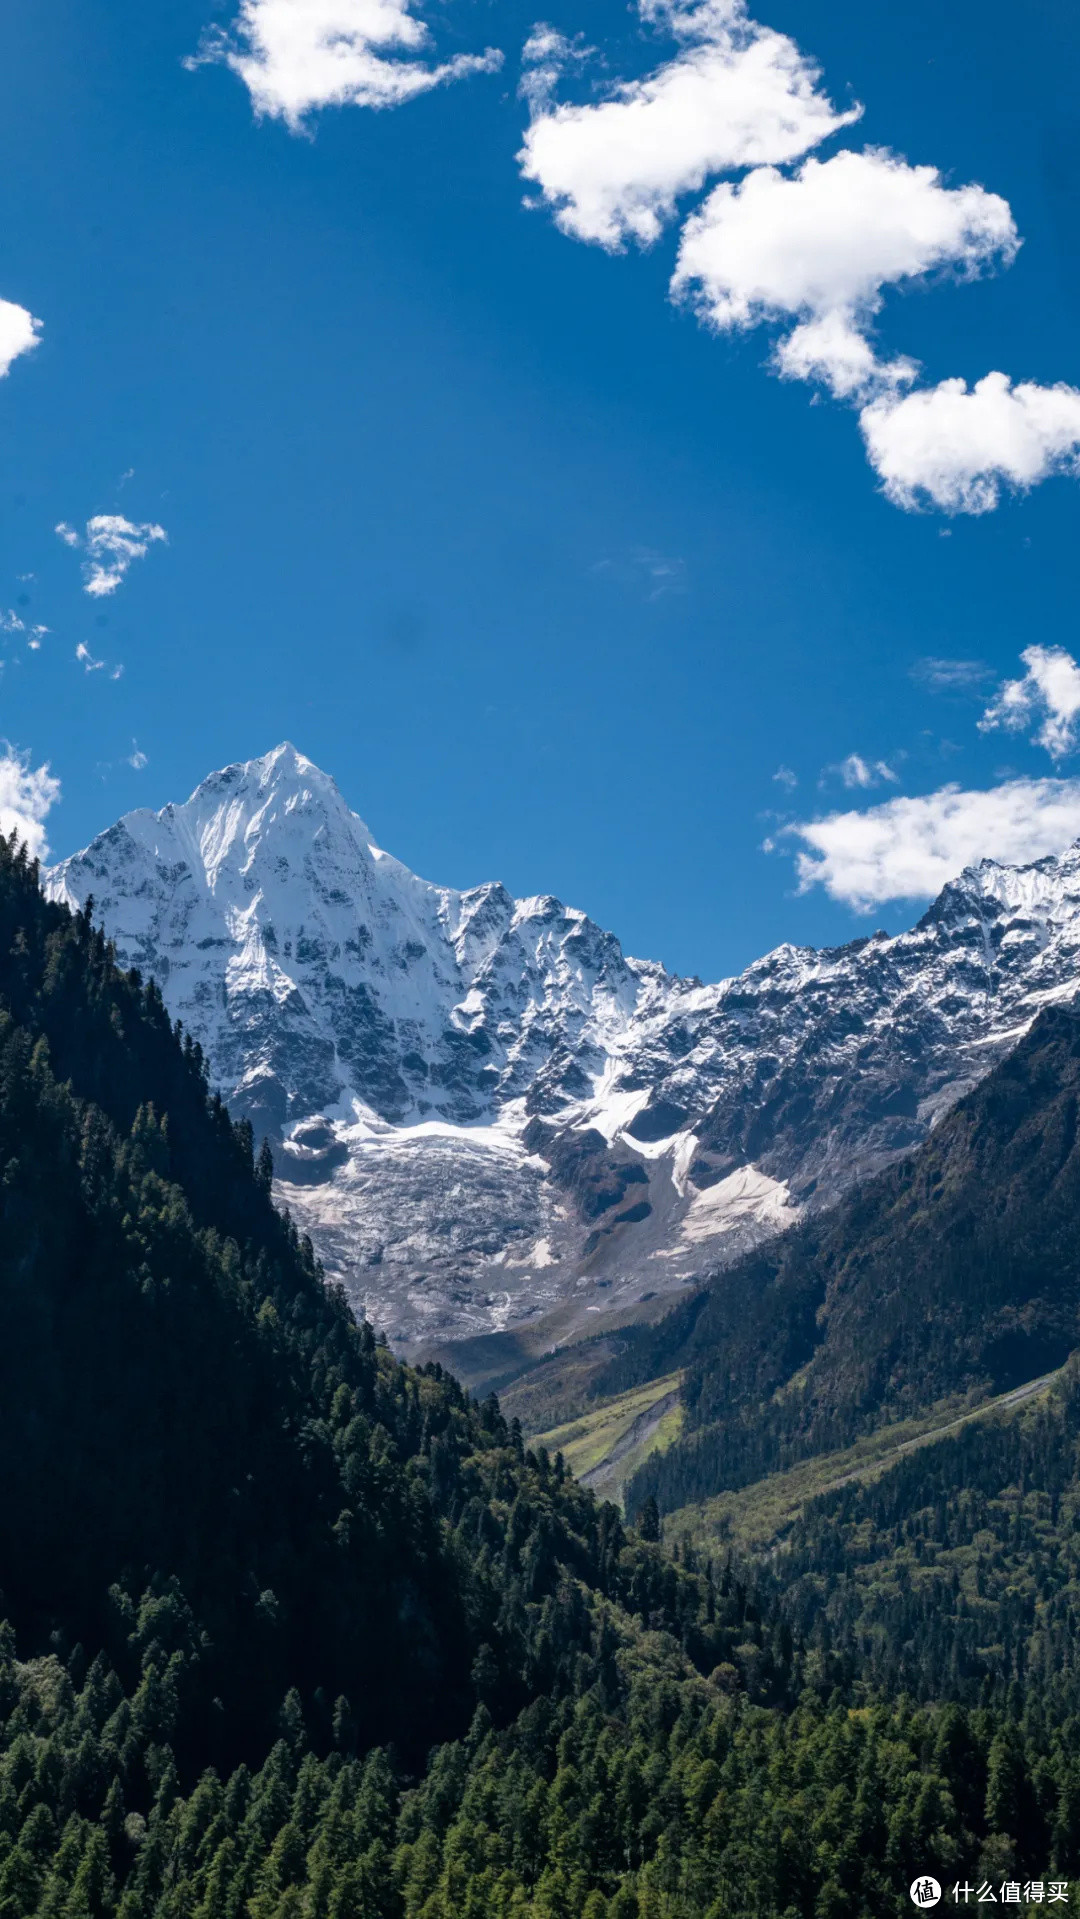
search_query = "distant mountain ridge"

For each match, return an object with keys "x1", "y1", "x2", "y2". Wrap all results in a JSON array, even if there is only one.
[{"x1": 46, "y1": 743, "x2": 1080, "y2": 1351}]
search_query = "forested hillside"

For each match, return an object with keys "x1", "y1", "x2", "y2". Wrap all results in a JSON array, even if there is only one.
[
  {"x1": 6, "y1": 829, "x2": 1080, "y2": 1915},
  {"x1": 0, "y1": 832, "x2": 749, "y2": 1755},
  {"x1": 769, "y1": 1359, "x2": 1080, "y2": 1714},
  {"x1": 618, "y1": 1003, "x2": 1080, "y2": 1518}
]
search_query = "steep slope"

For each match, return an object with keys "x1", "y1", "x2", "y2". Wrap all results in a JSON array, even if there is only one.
[
  {"x1": 47, "y1": 743, "x2": 1080, "y2": 1351},
  {"x1": 620, "y1": 1003, "x2": 1080, "y2": 1516},
  {"x1": 0, "y1": 833, "x2": 752, "y2": 1765}
]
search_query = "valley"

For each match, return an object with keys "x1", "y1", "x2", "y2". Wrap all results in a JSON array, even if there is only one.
[
  {"x1": 533, "y1": 1370, "x2": 685, "y2": 1506},
  {"x1": 10, "y1": 807, "x2": 1080, "y2": 1913}
]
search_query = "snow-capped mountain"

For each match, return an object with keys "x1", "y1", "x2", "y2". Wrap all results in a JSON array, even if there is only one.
[{"x1": 46, "y1": 744, "x2": 1080, "y2": 1355}]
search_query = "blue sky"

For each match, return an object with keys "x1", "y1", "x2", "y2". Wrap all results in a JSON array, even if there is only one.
[{"x1": 0, "y1": 0, "x2": 1078, "y2": 980}]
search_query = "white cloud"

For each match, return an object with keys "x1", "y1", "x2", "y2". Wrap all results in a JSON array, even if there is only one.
[
  {"x1": 827, "y1": 752, "x2": 899, "y2": 790},
  {"x1": 785, "y1": 777, "x2": 1080, "y2": 908},
  {"x1": 75, "y1": 642, "x2": 105, "y2": 673},
  {"x1": 127, "y1": 743, "x2": 149, "y2": 771},
  {"x1": 980, "y1": 645, "x2": 1080, "y2": 760},
  {"x1": 0, "y1": 299, "x2": 41, "y2": 379},
  {"x1": 860, "y1": 372, "x2": 1080, "y2": 514},
  {"x1": 772, "y1": 763, "x2": 797, "y2": 790},
  {"x1": 57, "y1": 514, "x2": 167, "y2": 596},
  {"x1": 193, "y1": 0, "x2": 503, "y2": 128},
  {"x1": 0, "y1": 745, "x2": 60, "y2": 861},
  {"x1": 0, "y1": 612, "x2": 46, "y2": 654},
  {"x1": 518, "y1": 0, "x2": 859, "y2": 250},
  {"x1": 519, "y1": 25, "x2": 593, "y2": 113},
  {"x1": 518, "y1": 0, "x2": 1080, "y2": 513},
  {"x1": 671, "y1": 148, "x2": 1016, "y2": 399}
]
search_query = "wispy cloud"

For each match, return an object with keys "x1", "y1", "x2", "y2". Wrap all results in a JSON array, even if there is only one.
[
  {"x1": 783, "y1": 777, "x2": 1080, "y2": 908},
  {"x1": 127, "y1": 742, "x2": 149, "y2": 771},
  {"x1": 772, "y1": 763, "x2": 797, "y2": 790},
  {"x1": 0, "y1": 611, "x2": 47, "y2": 656},
  {"x1": 980, "y1": 645, "x2": 1080, "y2": 761},
  {"x1": 518, "y1": 24, "x2": 593, "y2": 114},
  {"x1": 0, "y1": 744, "x2": 60, "y2": 861},
  {"x1": 519, "y1": 0, "x2": 858, "y2": 250},
  {"x1": 56, "y1": 514, "x2": 167, "y2": 597},
  {"x1": 823, "y1": 752, "x2": 899, "y2": 790},
  {"x1": 0, "y1": 299, "x2": 41, "y2": 379},
  {"x1": 912, "y1": 657, "x2": 990, "y2": 692},
  {"x1": 190, "y1": 0, "x2": 503, "y2": 128},
  {"x1": 592, "y1": 547, "x2": 688, "y2": 598},
  {"x1": 75, "y1": 642, "x2": 123, "y2": 681}
]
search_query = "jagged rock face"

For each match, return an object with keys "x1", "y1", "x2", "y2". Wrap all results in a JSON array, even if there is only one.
[{"x1": 46, "y1": 744, "x2": 1080, "y2": 1352}]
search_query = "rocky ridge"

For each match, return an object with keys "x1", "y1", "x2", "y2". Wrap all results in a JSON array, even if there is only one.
[{"x1": 46, "y1": 743, "x2": 1080, "y2": 1352}]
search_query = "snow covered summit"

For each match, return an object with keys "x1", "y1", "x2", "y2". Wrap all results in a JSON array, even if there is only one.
[{"x1": 48, "y1": 742, "x2": 659, "y2": 1137}]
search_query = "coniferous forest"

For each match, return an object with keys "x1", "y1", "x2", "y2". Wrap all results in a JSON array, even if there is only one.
[{"x1": 6, "y1": 831, "x2": 1080, "y2": 1915}]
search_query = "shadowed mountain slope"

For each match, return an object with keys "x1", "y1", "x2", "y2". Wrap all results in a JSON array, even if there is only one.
[{"x1": 618, "y1": 1002, "x2": 1080, "y2": 1515}]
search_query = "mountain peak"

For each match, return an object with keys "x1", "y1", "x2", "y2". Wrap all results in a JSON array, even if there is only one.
[
  {"x1": 43, "y1": 747, "x2": 1080, "y2": 1353},
  {"x1": 187, "y1": 739, "x2": 360, "y2": 815}
]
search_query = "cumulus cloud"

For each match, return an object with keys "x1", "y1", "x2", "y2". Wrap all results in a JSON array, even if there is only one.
[
  {"x1": 860, "y1": 372, "x2": 1080, "y2": 513},
  {"x1": 672, "y1": 149, "x2": 1016, "y2": 399},
  {"x1": 57, "y1": 515, "x2": 167, "y2": 597},
  {"x1": 785, "y1": 777, "x2": 1080, "y2": 909},
  {"x1": 0, "y1": 299, "x2": 41, "y2": 379},
  {"x1": 518, "y1": 0, "x2": 1080, "y2": 513},
  {"x1": 192, "y1": 0, "x2": 502, "y2": 128},
  {"x1": 0, "y1": 745, "x2": 60, "y2": 861},
  {"x1": 518, "y1": 0, "x2": 859, "y2": 250},
  {"x1": 980, "y1": 645, "x2": 1080, "y2": 761}
]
